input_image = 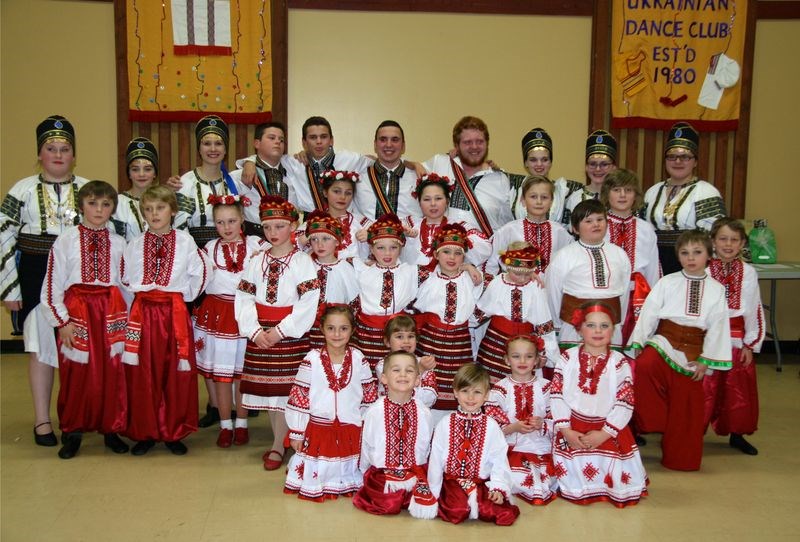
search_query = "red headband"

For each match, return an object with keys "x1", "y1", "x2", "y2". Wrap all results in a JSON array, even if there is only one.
[
  {"x1": 508, "y1": 334, "x2": 545, "y2": 354},
  {"x1": 570, "y1": 304, "x2": 615, "y2": 328}
]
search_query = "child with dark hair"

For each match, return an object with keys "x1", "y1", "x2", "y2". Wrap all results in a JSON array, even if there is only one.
[
  {"x1": 546, "y1": 199, "x2": 631, "y2": 351},
  {"x1": 41, "y1": 181, "x2": 128, "y2": 459},
  {"x1": 284, "y1": 305, "x2": 377, "y2": 501}
]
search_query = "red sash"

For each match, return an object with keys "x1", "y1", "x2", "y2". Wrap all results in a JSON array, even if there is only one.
[
  {"x1": 256, "y1": 304, "x2": 293, "y2": 322},
  {"x1": 304, "y1": 165, "x2": 327, "y2": 210},
  {"x1": 367, "y1": 165, "x2": 394, "y2": 217},
  {"x1": 450, "y1": 158, "x2": 493, "y2": 238},
  {"x1": 729, "y1": 315, "x2": 745, "y2": 340}
]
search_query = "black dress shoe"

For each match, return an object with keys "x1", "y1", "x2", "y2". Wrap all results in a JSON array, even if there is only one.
[
  {"x1": 33, "y1": 422, "x2": 58, "y2": 447},
  {"x1": 165, "y1": 440, "x2": 188, "y2": 455},
  {"x1": 198, "y1": 404, "x2": 220, "y2": 428},
  {"x1": 635, "y1": 434, "x2": 647, "y2": 447},
  {"x1": 131, "y1": 440, "x2": 156, "y2": 456},
  {"x1": 103, "y1": 433, "x2": 130, "y2": 454},
  {"x1": 730, "y1": 433, "x2": 758, "y2": 455},
  {"x1": 248, "y1": 409, "x2": 260, "y2": 418},
  {"x1": 58, "y1": 432, "x2": 82, "y2": 459}
]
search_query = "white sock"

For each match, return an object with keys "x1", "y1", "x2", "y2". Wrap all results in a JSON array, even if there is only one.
[
  {"x1": 220, "y1": 419, "x2": 233, "y2": 430},
  {"x1": 234, "y1": 418, "x2": 248, "y2": 429}
]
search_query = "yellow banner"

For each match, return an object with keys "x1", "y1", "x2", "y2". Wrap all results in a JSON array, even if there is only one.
[
  {"x1": 127, "y1": 0, "x2": 273, "y2": 123},
  {"x1": 611, "y1": 0, "x2": 747, "y2": 131}
]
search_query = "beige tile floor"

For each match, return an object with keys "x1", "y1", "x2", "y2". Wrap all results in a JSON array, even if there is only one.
[{"x1": 2, "y1": 353, "x2": 799, "y2": 541}]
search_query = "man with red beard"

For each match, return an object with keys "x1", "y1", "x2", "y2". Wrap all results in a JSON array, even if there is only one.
[{"x1": 423, "y1": 116, "x2": 513, "y2": 238}]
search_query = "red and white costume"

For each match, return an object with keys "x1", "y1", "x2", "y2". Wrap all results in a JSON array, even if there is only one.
[
  {"x1": 546, "y1": 241, "x2": 631, "y2": 350},
  {"x1": 297, "y1": 211, "x2": 372, "y2": 260},
  {"x1": 402, "y1": 216, "x2": 491, "y2": 269},
  {"x1": 629, "y1": 271, "x2": 731, "y2": 471},
  {"x1": 354, "y1": 397, "x2": 437, "y2": 518},
  {"x1": 414, "y1": 269, "x2": 483, "y2": 412},
  {"x1": 234, "y1": 247, "x2": 320, "y2": 411},
  {"x1": 353, "y1": 259, "x2": 421, "y2": 370},
  {"x1": 423, "y1": 155, "x2": 514, "y2": 234},
  {"x1": 306, "y1": 257, "x2": 359, "y2": 349},
  {"x1": 604, "y1": 212, "x2": 660, "y2": 344},
  {"x1": 122, "y1": 229, "x2": 212, "y2": 442},
  {"x1": 486, "y1": 376, "x2": 557, "y2": 505},
  {"x1": 427, "y1": 410, "x2": 520, "y2": 525},
  {"x1": 374, "y1": 358, "x2": 438, "y2": 409},
  {"x1": 704, "y1": 259, "x2": 765, "y2": 437},
  {"x1": 476, "y1": 273, "x2": 559, "y2": 379},
  {"x1": 194, "y1": 235, "x2": 264, "y2": 382},
  {"x1": 41, "y1": 224, "x2": 128, "y2": 434},
  {"x1": 551, "y1": 347, "x2": 647, "y2": 507},
  {"x1": 487, "y1": 218, "x2": 573, "y2": 275},
  {"x1": 284, "y1": 347, "x2": 378, "y2": 501}
]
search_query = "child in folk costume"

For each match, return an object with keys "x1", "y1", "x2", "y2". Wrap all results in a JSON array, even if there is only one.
[
  {"x1": 600, "y1": 169, "x2": 660, "y2": 345},
  {"x1": 551, "y1": 301, "x2": 648, "y2": 507},
  {"x1": 41, "y1": 181, "x2": 129, "y2": 459},
  {"x1": 629, "y1": 230, "x2": 732, "y2": 471},
  {"x1": 476, "y1": 243, "x2": 560, "y2": 381},
  {"x1": 194, "y1": 194, "x2": 264, "y2": 448},
  {"x1": 122, "y1": 186, "x2": 213, "y2": 456},
  {"x1": 297, "y1": 171, "x2": 371, "y2": 260},
  {"x1": 414, "y1": 223, "x2": 484, "y2": 419},
  {"x1": 354, "y1": 350, "x2": 437, "y2": 518},
  {"x1": 0, "y1": 116, "x2": 87, "y2": 447},
  {"x1": 546, "y1": 199, "x2": 631, "y2": 351},
  {"x1": 402, "y1": 174, "x2": 491, "y2": 268},
  {"x1": 486, "y1": 336, "x2": 557, "y2": 505},
  {"x1": 353, "y1": 213, "x2": 420, "y2": 370},
  {"x1": 488, "y1": 175, "x2": 572, "y2": 276},
  {"x1": 234, "y1": 196, "x2": 320, "y2": 470},
  {"x1": 284, "y1": 305, "x2": 378, "y2": 501},
  {"x1": 374, "y1": 315, "x2": 438, "y2": 408},
  {"x1": 704, "y1": 218, "x2": 765, "y2": 456},
  {"x1": 303, "y1": 210, "x2": 359, "y2": 349},
  {"x1": 428, "y1": 364, "x2": 520, "y2": 525},
  {"x1": 563, "y1": 130, "x2": 618, "y2": 228}
]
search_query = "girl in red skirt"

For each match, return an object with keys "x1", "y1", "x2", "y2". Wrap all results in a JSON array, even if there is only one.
[
  {"x1": 194, "y1": 194, "x2": 264, "y2": 448},
  {"x1": 551, "y1": 301, "x2": 647, "y2": 507},
  {"x1": 41, "y1": 181, "x2": 129, "y2": 459},
  {"x1": 122, "y1": 185, "x2": 213, "y2": 456},
  {"x1": 486, "y1": 335, "x2": 556, "y2": 505},
  {"x1": 476, "y1": 242, "x2": 559, "y2": 381},
  {"x1": 413, "y1": 223, "x2": 483, "y2": 422},
  {"x1": 704, "y1": 217, "x2": 765, "y2": 455},
  {"x1": 234, "y1": 196, "x2": 320, "y2": 470},
  {"x1": 284, "y1": 305, "x2": 377, "y2": 501}
]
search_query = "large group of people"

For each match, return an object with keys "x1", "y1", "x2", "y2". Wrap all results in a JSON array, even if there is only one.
[{"x1": 0, "y1": 112, "x2": 764, "y2": 525}]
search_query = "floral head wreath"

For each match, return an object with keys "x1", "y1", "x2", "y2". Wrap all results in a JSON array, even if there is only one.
[
  {"x1": 305, "y1": 210, "x2": 344, "y2": 243},
  {"x1": 508, "y1": 334, "x2": 545, "y2": 354},
  {"x1": 320, "y1": 170, "x2": 360, "y2": 188},
  {"x1": 570, "y1": 303, "x2": 616, "y2": 329},
  {"x1": 367, "y1": 213, "x2": 406, "y2": 246},
  {"x1": 500, "y1": 246, "x2": 540, "y2": 271},
  {"x1": 412, "y1": 173, "x2": 456, "y2": 198},
  {"x1": 431, "y1": 223, "x2": 472, "y2": 255},
  {"x1": 207, "y1": 194, "x2": 251, "y2": 207},
  {"x1": 259, "y1": 195, "x2": 299, "y2": 223}
]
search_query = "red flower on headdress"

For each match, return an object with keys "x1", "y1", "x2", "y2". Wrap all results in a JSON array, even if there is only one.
[
  {"x1": 570, "y1": 309, "x2": 585, "y2": 329},
  {"x1": 411, "y1": 173, "x2": 455, "y2": 198}
]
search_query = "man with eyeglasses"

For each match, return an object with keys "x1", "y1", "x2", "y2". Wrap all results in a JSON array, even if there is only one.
[
  {"x1": 562, "y1": 129, "x2": 618, "y2": 228},
  {"x1": 643, "y1": 122, "x2": 726, "y2": 273}
]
